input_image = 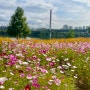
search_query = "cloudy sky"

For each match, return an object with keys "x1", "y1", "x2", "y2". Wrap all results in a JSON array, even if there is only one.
[{"x1": 0, "y1": 0, "x2": 90, "y2": 29}]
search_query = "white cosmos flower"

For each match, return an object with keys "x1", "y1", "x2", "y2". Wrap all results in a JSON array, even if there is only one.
[
  {"x1": 62, "y1": 65, "x2": 69, "y2": 69},
  {"x1": 10, "y1": 72, "x2": 14, "y2": 75},
  {"x1": 22, "y1": 62, "x2": 29, "y2": 65},
  {"x1": 73, "y1": 66, "x2": 77, "y2": 69},
  {"x1": 64, "y1": 58, "x2": 69, "y2": 61},
  {"x1": 60, "y1": 70, "x2": 64, "y2": 74},
  {"x1": 74, "y1": 76, "x2": 77, "y2": 78},
  {"x1": 0, "y1": 77, "x2": 8, "y2": 83},
  {"x1": 71, "y1": 70, "x2": 74, "y2": 72},
  {"x1": 52, "y1": 75, "x2": 57, "y2": 79},
  {"x1": 67, "y1": 63, "x2": 71, "y2": 66},
  {"x1": 0, "y1": 85, "x2": 5, "y2": 89},
  {"x1": 26, "y1": 75, "x2": 32, "y2": 79},
  {"x1": 18, "y1": 60, "x2": 23, "y2": 64},
  {"x1": 16, "y1": 65, "x2": 21, "y2": 68},
  {"x1": 9, "y1": 88, "x2": 14, "y2": 90}
]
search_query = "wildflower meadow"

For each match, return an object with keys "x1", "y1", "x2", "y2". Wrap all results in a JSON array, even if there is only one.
[{"x1": 0, "y1": 38, "x2": 90, "y2": 90}]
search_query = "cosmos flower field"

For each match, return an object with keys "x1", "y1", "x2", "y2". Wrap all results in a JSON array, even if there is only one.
[{"x1": 0, "y1": 38, "x2": 90, "y2": 90}]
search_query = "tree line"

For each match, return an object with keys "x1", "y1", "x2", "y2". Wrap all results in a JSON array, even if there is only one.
[{"x1": 1, "y1": 7, "x2": 90, "y2": 39}]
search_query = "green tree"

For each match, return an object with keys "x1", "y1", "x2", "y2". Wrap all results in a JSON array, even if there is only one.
[
  {"x1": 7, "y1": 7, "x2": 30, "y2": 38},
  {"x1": 66, "y1": 29, "x2": 75, "y2": 38}
]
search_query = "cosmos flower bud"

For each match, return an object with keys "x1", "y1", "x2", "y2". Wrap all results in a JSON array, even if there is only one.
[{"x1": 24, "y1": 84, "x2": 31, "y2": 90}]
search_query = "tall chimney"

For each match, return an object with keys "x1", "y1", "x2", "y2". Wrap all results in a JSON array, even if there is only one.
[{"x1": 49, "y1": 9, "x2": 52, "y2": 39}]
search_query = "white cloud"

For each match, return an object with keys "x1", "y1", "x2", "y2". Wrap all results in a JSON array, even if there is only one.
[
  {"x1": 72, "y1": 0, "x2": 87, "y2": 3},
  {"x1": 72, "y1": 0, "x2": 90, "y2": 6},
  {"x1": 0, "y1": 0, "x2": 90, "y2": 28}
]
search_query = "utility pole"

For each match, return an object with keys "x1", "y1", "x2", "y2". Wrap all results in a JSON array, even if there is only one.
[{"x1": 49, "y1": 9, "x2": 52, "y2": 39}]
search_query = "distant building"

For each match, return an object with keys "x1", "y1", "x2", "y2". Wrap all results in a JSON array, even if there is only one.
[
  {"x1": 86, "y1": 26, "x2": 89, "y2": 29},
  {"x1": 68, "y1": 26, "x2": 73, "y2": 29},
  {"x1": 63, "y1": 25, "x2": 68, "y2": 29},
  {"x1": 0, "y1": 26, "x2": 7, "y2": 30},
  {"x1": 74, "y1": 27, "x2": 79, "y2": 29},
  {"x1": 78, "y1": 27, "x2": 82, "y2": 29},
  {"x1": 83, "y1": 26, "x2": 86, "y2": 29}
]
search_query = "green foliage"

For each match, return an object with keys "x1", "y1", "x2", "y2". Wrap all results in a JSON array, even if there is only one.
[
  {"x1": 39, "y1": 30, "x2": 50, "y2": 39},
  {"x1": 7, "y1": 7, "x2": 31, "y2": 38},
  {"x1": 0, "y1": 29, "x2": 8, "y2": 36},
  {"x1": 74, "y1": 53, "x2": 90, "y2": 90},
  {"x1": 55, "y1": 49, "x2": 90, "y2": 90},
  {"x1": 66, "y1": 30, "x2": 75, "y2": 38}
]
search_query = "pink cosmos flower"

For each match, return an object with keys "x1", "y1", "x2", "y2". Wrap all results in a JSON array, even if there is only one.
[
  {"x1": 39, "y1": 49, "x2": 46, "y2": 54},
  {"x1": 46, "y1": 57, "x2": 52, "y2": 61},
  {"x1": 20, "y1": 73, "x2": 25, "y2": 77},
  {"x1": 9, "y1": 54, "x2": 17, "y2": 61},
  {"x1": 48, "y1": 80, "x2": 53, "y2": 85},
  {"x1": 32, "y1": 55, "x2": 37, "y2": 60},
  {"x1": 40, "y1": 68, "x2": 48, "y2": 74},
  {"x1": 54, "y1": 78, "x2": 61, "y2": 86},
  {"x1": 57, "y1": 66, "x2": 62, "y2": 69},
  {"x1": 42, "y1": 86, "x2": 50, "y2": 90},
  {"x1": 32, "y1": 78, "x2": 40, "y2": 88},
  {"x1": 7, "y1": 61, "x2": 16, "y2": 66},
  {"x1": 14, "y1": 80, "x2": 18, "y2": 84},
  {"x1": 32, "y1": 83, "x2": 40, "y2": 88},
  {"x1": 26, "y1": 67, "x2": 32, "y2": 71},
  {"x1": 26, "y1": 74, "x2": 32, "y2": 79},
  {"x1": 22, "y1": 50, "x2": 26, "y2": 53},
  {"x1": 49, "y1": 62, "x2": 55, "y2": 67}
]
